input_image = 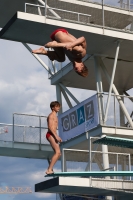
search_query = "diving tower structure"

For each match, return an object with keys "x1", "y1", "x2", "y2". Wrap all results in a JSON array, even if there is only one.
[{"x1": 1, "y1": 0, "x2": 133, "y2": 200}]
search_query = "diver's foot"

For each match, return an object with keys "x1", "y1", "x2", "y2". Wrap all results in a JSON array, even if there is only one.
[
  {"x1": 32, "y1": 47, "x2": 47, "y2": 55},
  {"x1": 45, "y1": 169, "x2": 54, "y2": 175}
]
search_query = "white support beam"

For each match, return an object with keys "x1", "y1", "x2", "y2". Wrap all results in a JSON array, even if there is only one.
[
  {"x1": 51, "y1": 60, "x2": 56, "y2": 73},
  {"x1": 88, "y1": 136, "x2": 91, "y2": 171},
  {"x1": 102, "y1": 144, "x2": 110, "y2": 171},
  {"x1": 61, "y1": 88, "x2": 73, "y2": 109},
  {"x1": 101, "y1": 135, "x2": 112, "y2": 200},
  {"x1": 22, "y1": 43, "x2": 53, "y2": 75},
  {"x1": 59, "y1": 83, "x2": 80, "y2": 105},
  {"x1": 119, "y1": 92, "x2": 125, "y2": 127},
  {"x1": 94, "y1": 56, "x2": 104, "y2": 125},
  {"x1": 61, "y1": 149, "x2": 67, "y2": 172},
  {"x1": 99, "y1": 58, "x2": 133, "y2": 128},
  {"x1": 36, "y1": 0, "x2": 42, "y2": 15},
  {"x1": 38, "y1": 0, "x2": 61, "y2": 19},
  {"x1": 56, "y1": 84, "x2": 62, "y2": 114},
  {"x1": 104, "y1": 41, "x2": 120, "y2": 123}
]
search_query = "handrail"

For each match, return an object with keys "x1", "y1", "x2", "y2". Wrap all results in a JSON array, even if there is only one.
[
  {"x1": 47, "y1": 7, "x2": 91, "y2": 18},
  {"x1": 25, "y1": 3, "x2": 91, "y2": 20}
]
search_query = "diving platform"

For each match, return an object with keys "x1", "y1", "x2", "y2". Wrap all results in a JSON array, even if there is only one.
[
  {"x1": 0, "y1": 141, "x2": 53, "y2": 159},
  {"x1": 1, "y1": 11, "x2": 133, "y2": 48},
  {"x1": 45, "y1": 171, "x2": 133, "y2": 177},
  {"x1": 93, "y1": 136, "x2": 133, "y2": 149},
  {"x1": 35, "y1": 177, "x2": 133, "y2": 198}
]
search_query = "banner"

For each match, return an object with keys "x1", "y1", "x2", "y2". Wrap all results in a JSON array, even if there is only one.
[{"x1": 58, "y1": 94, "x2": 99, "y2": 141}]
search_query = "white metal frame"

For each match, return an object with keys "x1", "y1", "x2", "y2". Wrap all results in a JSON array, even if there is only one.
[
  {"x1": 104, "y1": 41, "x2": 120, "y2": 124},
  {"x1": 99, "y1": 57, "x2": 133, "y2": 128},
  {"x1": 94, "y1": 56, "x2": 104, "y2": 125},
  {"x1": 62, "y1": 145, "x2": 132, "y2": 180}
]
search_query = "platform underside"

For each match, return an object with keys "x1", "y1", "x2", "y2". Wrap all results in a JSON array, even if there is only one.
[
  {"x1": 1, "y1": 12, "x2": 133, "y2": 56},
  {"x1": 60, "y1": 126, "x2": 133, "y2": 159},
  {"x1": 51, "y1": 57, "x2": 133, "y2": 92},
  {"x1": 93, "y1": 135, "x2": 133, "y2": 148},
  {"x1": 35, "y1": 177, "x2": 133, "y2": 197},
  {"x1": 0, "y1": 0, "x2": 35, "y2": 28},
  {"x1": 0, "y1": 141, "x2": 53, "y2": 159}
]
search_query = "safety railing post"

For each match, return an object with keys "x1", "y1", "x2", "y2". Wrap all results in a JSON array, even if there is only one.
[
  {"x1": 129, "y1": 154, "x2": 131, "y2": 180},
  {"x1": 45, "y1": 0, "x2": 47, "y2": 17},
  {"x1": 114, "y1": 95, "x2": 116, "y2": 126},
  {"x1": 102, "y1": 0, "x2": 105, "y2": 33},
  {"x1": 89, "y1": 137, "x2": 91, "y2": 171},
  {"x1": 129, "y1": 0, "x2": 130, "y2": 11},
  {"x1": 25, "y1": 3, "x2": 26, "y2": 12},
  {"x1": 23, "y1": 126, "x2": 26, "y2": 143},
  {"x1": 61, "y1": 149, "x2": 65, "y2": 172},
  {"x1": 39, "y1": 116, "x2": 41, "y2": 149},
  {"x1": 78, "y1": 13, "x2": 79, "y2": 22},
  {"x1": 13, "y1": 113, "x2": 14, "y2": 142},
  {"x1": 116, "y1": 154, "x2": 118, "y2": 172}
]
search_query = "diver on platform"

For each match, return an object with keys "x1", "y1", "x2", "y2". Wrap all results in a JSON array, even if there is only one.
[{"x1": 46, "y1": 101, "x2": 62, "y2": 175}]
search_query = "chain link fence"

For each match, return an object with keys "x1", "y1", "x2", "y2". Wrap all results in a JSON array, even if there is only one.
[
  {"x1": 13, "y1": 113, "x2": 49, "y2": 144},
  {"x1": 25, "y1": 0, "x2": 133, "y2": 31}
]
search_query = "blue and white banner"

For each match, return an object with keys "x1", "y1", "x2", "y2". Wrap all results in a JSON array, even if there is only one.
[{"x1": 58, "y1": 94, "x2": 99, "y2": 141}]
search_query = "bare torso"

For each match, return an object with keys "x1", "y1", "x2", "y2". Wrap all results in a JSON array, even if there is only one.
[
  {"x1": 47, "y1": 112, "x2": 58, "y2": 136},
  {"x1": 55, "y1": 32, "x2": 86, "y2": 61}
]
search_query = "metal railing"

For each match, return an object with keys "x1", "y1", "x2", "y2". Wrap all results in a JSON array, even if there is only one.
[
  {"x1": 25, "y1": 3, "x2": 91, "y2": 23},
  {"x1": 47, "y1": 7, "x2": 91, "y2": 22},
  {"x1": 25, "y1": 3, "x2": 45, "y2": 14},
  {"x1": 62, "y1": 144, "x2": 132, "y2": 180},
  {"x1": 97, "y1": 93, "x2": 133, "y2": 129},
  {"x1": 0, "y1": 113, "x2": 49, "y2": 144},
  {"x1": 0, "y1": 123, "x2": 13, "y2": 142},
  {"x1": 13, "y1": 113, "x2": 49, "y2": 144},
  {"x1": 25, "y1": 0, "x2": 133, "y2": 31}
]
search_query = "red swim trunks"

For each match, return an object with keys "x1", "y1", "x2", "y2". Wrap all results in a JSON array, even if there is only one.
[
  {"x1": 46, "y1": 132, "x2": 52, "y2": 140},
  {"x1": 50, "y1": 28, "x2": 68, "y2": 41}
]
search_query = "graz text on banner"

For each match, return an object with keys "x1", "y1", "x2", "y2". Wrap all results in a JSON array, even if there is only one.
[{"x1": 58, "y1": 94, "x2": 99, "y2": 141}]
